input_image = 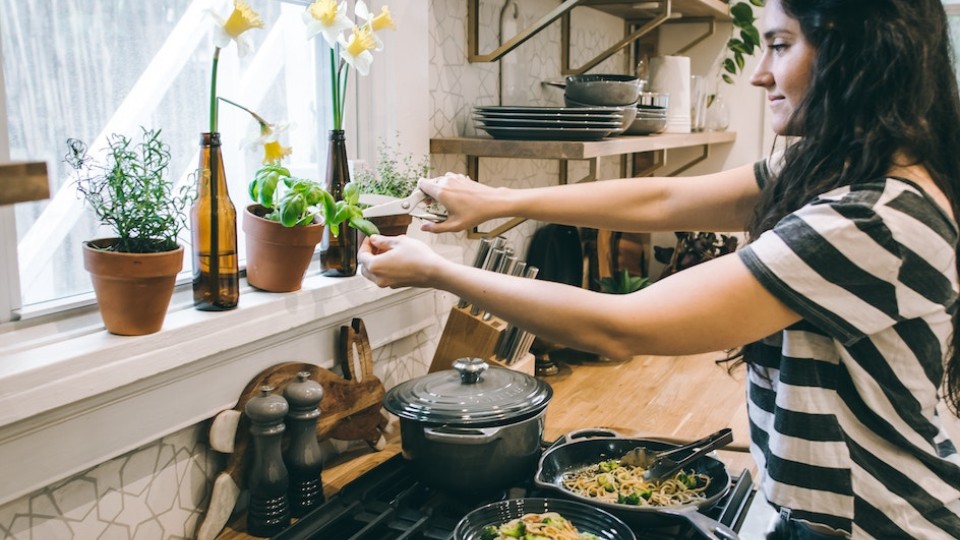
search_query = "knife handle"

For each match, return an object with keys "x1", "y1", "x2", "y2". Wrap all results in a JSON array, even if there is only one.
[{"x1": 458, "y1": 238, "x2": 493, "y2": 308}]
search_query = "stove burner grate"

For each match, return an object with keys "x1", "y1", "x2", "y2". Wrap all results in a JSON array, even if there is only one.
[{"x1": 273, "y1": 453, "x2": 754, "y2": 540}]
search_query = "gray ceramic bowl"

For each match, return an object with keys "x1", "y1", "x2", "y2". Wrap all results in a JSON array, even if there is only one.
[
  {"x1": 624, "y1": 115, "x2": 668, "y2": 136},
  {"x1": 564, "y1": 74, "x2": 642, "y2": 106}
]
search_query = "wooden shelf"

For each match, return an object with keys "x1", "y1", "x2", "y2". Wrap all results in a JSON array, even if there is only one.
[
  {"x1": 430, "y1": 131, "x2": 736, "y2": 161},
  {"x1": 583, "y1": 0, "x2": 732, "y2": 21},
  {"x1": 469, "y1": 0, "x2": 731, "y2": 72}
]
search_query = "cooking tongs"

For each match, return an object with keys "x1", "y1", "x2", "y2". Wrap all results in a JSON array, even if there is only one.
[
  {"x1": 359, "y1": 186, "x2": 447, "y2": 223},
  {"x1": 621, "y1": 427, "x2": 734, "y2": 483}
]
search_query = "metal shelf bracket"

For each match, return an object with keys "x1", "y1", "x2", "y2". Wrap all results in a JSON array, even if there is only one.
[
  {"x1": 468, "y1": 0, "x2": 585, "y2": 63},
  {"x1": 562, "y1": 0, "x2": 672, "y2": 75}
]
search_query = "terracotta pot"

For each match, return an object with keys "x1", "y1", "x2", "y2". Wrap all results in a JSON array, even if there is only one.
[
  {"x1": 243, "y1": 205, "x2": 324, "y2": 292},
  {"x1": 83, "y1": 239, "x2": 184, "y2": 336}
]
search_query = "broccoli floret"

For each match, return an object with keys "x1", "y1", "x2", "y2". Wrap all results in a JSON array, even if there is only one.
[
  {"x1": 677, "y1": 471, "x2": 699, "y2": 489},
  {"x1": 621, "y1": 492, "x2": 641, "y2": 505},
  {"x1": 500, "y1": 520, "x2": 526, "y2": 538},
  {"x1": 598, "y1": 460, "x2": 619, "y2": 472},
  {"x1": 481, "y1": 525, "x2": 500, "y2": 540}
]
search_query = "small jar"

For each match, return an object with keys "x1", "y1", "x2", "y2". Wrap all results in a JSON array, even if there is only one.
[{"x1": 706, "y1": 95, "x2": 730, "y2": 132}]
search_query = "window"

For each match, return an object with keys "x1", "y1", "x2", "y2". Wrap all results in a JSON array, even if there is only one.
[{"x1": 1, "y1": 0, "x2": 340, "y2": 316}]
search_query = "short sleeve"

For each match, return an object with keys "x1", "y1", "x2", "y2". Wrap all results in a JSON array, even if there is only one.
[
  {"x1": 738, "y1": 190, "x2": 906, "y2": 345},
  {"x1": 754, "y1": 150, "x2": 785, "y2": 190}
]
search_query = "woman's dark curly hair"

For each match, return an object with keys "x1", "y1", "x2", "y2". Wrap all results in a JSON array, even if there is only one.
[{"x1": 741, "y1": 0, "x2": 960, "y2": 413}]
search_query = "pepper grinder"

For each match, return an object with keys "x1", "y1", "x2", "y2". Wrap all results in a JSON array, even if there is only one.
[
  {"x1": 245, "y1": 386, "x2": 291, "y2": 537},
  {"x1": 283, "y1": 371, "x2": 325, "y2": 517}
]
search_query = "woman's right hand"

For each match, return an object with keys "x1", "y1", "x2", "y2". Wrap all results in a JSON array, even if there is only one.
[{"x1": 416, "y1": 172, "x2": 504, "y2": 233}]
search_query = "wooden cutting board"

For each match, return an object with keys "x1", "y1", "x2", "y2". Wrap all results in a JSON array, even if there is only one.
[{"x1": 198, "y1": 318, "x2": 387, "y2": 540}]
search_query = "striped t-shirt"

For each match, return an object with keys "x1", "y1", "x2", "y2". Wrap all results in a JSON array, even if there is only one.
[{"x1": 738, "y1": 174, "x2": 960, "y2": 538}]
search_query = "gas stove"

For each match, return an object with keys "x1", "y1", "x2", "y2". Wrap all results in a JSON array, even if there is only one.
[{"x1": 272, "y1": 452, "x2": 756, "y2": 540}]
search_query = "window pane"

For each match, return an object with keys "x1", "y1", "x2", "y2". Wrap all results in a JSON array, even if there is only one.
[{"x1": 1, "y1": 0, "x2": 329, "y2": 308}]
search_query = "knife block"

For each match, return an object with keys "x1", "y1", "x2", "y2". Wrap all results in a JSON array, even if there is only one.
[{"x1": 429, "y1": 306, "x2": 534, "y2": 375}]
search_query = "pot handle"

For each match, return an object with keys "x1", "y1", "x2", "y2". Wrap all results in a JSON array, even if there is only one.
[
  {"x1": 546, "y1": 427, "x2": 626, "y2": 451},
  {"x1": 663, "y1": 509, "x2": 739, "y2": 540},
  {"x1": 423, "y1": 425, "x2": 502, "y2": 444}
]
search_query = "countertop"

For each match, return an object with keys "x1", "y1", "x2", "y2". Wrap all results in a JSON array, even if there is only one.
[{"x1": 216, "y1": 350, "x2": 756, "y2": 539}]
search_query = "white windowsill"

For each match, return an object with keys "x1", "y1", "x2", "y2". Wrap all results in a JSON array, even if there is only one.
[{"x1": 0, "y1": 244, "x2": 460, "y2": 507}]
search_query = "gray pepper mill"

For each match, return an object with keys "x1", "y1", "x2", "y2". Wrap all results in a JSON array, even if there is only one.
[
  {"x1": 283, "y1": 371, "x2": 325, "y2": 517},
  {"x1": 245, "y1": 386, "x2": 291, "y2": 537}
]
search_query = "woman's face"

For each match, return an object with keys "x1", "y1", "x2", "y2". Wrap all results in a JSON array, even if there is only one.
[{"x1": 750, "y1": 0, "x2": 816, "y2": 135}]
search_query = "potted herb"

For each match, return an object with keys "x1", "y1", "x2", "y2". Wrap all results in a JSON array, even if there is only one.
[
  {"x1": 67, "y1": 128, "x2": 193, "y2": 336},
  {"x1": 353, "y1": 145, "x2": 432, "y2": 236},
  {"x1": 243, "y1": 163, "x2": 376, "y2": 292},
  {"x1": 598, "y1": 268, "x2": 650, "y2": 295}
]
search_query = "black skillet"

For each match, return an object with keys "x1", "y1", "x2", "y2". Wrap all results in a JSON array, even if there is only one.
[{"x1": 533, "y1": 428, "x2": 739, "y2": 539}]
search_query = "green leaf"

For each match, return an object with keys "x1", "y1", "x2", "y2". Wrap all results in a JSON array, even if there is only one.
[
  {"x1": 258, "y1": 173, "x2": 280, "y2": 207},
  {"x1": 730, "y1": 3, "x2": 753, "y2": 24},
  {"x1": 279, "y1": 192, "x2": 306, "y2": 227},
  {"x1": 728, "y1": 39, "x2": 748, "y2": 55},
  {"x1": 723, "y1": 58, "x2": 737, "y2": 74},
  {"x1": 749, "y1": 0, "x2": 765, "y2": 6},
  {"x1": 735, "y1": 51, "x2": 745, "y2": 70},
  {"x1": 723, "y1": 74, "x2": 735, "y2": 85},
  {"x1": 321, "y1": 192, "x2": 337, "y2": 227},
  {"x1": 743, "y1": 26, "x2": 761, "y2": 48},
  {"x1": 343, "y1": 181, "x2": 360, "y2": 206},
  {"x1": 349, "y1": 216, "x2": 379, "y2": 237}
]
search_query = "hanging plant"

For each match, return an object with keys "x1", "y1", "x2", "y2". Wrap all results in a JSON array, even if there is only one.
[{"x1": 721, "y1": 0, "x2": 765, "y2": 85}]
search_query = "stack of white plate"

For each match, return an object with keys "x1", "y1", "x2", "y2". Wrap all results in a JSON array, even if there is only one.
[{"x1": 473, "y1": 106, "x2": 623, "y2": 141}]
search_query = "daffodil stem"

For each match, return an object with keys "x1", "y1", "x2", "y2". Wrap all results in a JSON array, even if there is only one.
[
  {"x1": 210, "y1": 48, "x2": 221, "y2": 133},
  {"x1": 341, "y1": 67, "x2": 349, "y2": 126},
  {"x1": 330, "y1": 47, "x2": 340, "y2": 130},
  {"x1": 218, "y1": 96, "x2": 269, "y2": 127}
]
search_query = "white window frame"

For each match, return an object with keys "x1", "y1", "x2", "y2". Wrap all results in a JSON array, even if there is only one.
[{"x1": 0, "y1": 1, "x2": 433, "y2": 508}]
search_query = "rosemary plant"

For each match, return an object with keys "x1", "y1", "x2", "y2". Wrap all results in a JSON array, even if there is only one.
[{"x1": 67, "y1": 127, "x2": 193, "y2": 253}]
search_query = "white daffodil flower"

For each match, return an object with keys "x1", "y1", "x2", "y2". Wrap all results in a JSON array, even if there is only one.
[
  {"x1": 303, "y1": 0, "x2": 352, "y2": 48},
  {"x1": 246, "y1": 122, "x2": 294, "y2": 165},
  {"x1": 207, "y1": 0, "x2": 264, "y2": 57},
  {"x1": 355, "y1": 1, "x2": 396, "y2": 50},
  {"x1": 338, "y1": 25, "x2": 378, "y2": 76}
]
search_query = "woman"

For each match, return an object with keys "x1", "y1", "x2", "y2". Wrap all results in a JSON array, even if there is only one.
[{"x1": 359, "y1": 0, "x2": 960, "y2": 537}]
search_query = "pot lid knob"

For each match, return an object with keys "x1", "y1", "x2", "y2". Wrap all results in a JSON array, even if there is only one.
[{"x1": 453, "y1": 357, "x2": 488, "y2": 384}]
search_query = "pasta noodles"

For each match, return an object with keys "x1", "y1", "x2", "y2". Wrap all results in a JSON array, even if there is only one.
[
  {"x1": 561, "y1": 458, "x2": 710, "y2": 507},
  {"x1": 480, "y1": 512, "x2": 600, "y2": 540}
]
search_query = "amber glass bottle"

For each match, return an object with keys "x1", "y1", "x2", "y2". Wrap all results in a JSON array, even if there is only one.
[
  {"x1": 320, "y1": 129, "x2": 358, "y2": 277},
  {"x1": 191, "y1": 132, "x2": 240, "y2": 310}
]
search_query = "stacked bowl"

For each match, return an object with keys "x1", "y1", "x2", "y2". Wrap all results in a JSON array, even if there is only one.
[
  {"x1": 625, "y1": 92, "x2": 669, "y2": 136},
  {"x1": 562, "y1": 74, "x2": 641, "y2": 135}
]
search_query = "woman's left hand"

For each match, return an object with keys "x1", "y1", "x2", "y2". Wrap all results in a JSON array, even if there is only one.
[{"x1": 358, "y1": 234, "x2": 448, "y2": 289}]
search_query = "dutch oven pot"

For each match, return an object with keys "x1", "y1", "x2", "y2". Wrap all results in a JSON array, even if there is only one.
[{"x1": 383, "y1": 357, "x2": 553, "y2": 495}]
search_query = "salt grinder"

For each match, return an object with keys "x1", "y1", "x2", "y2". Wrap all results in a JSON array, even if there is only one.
[
  {"x1": 245, "y1": 386, "x2": 291, "y2": 537},
  {"x1": 283, "y1": 371, "x2": 325, "y2": 517}
]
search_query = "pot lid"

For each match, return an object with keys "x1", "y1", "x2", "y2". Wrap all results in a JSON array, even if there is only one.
[{"x1": 383, "y1": 358, "x2": 553, "y2": 425}]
